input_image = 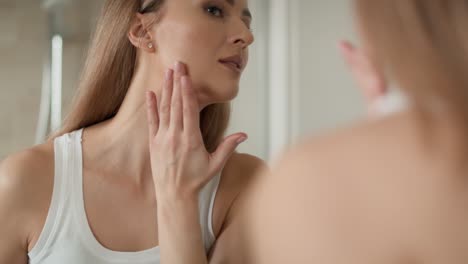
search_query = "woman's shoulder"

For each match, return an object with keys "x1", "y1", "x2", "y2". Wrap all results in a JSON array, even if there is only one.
[
  {"x1": 220, "y1": 152, "x2": 268, "y2": 200},
  {"x1": 224, "y1": 152, "x2": 267, "y2": 177},
  {"x1": 211, "y1": 152, "x2": 267, "y2": 236},
  {"x1": 0, "y1": 142, "x2": 55, "y2": 194},
  {"x1": 241, "y1": 111, "x2": 421, "y2": 225},
  {"x1": 284, "y1": 110, "x2": 418, "y2": 169},
  {"x1": 241, "y1": 111, "x2": 464, "y2": 263},
  {"x1": 0, "y1": 142, "x2": 55, "y2": 239}
]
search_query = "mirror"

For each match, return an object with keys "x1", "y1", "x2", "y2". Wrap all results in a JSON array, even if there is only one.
[{"x1": 0, "y1": 0, "x2": 366, "y2": 161}]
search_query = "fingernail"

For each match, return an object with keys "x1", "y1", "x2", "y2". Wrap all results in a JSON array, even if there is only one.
[
  {"x1": 165, "y1": 69, "x2": 173, "y2": 80},
  {"x1": 174, "y1": 61, "x2": 181, "y2": 71},
  {"x1": 174, "y1": 61, "x2": 186, "y2": 75},
  {"x1": 236, "y1": 136, "x2": 247, "y2": 144}
]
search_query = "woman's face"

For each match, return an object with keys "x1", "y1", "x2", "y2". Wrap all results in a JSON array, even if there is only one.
[{"x1": 150, "y1": 0, "x2": 254, "y2": 105}]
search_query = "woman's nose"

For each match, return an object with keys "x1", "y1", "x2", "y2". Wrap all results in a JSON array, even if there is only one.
[{"x1": 228, "y1": 20, "x2": 254, "y2": 48}]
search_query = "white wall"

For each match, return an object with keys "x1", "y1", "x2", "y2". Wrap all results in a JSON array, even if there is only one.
[
  {"x1": 293, "y1": 0, "x2": 365, "y2": 139},
  {"x1": 228, "y1": 0, "x2": 270, "y2": 159},
  {"x1": 266, "y1": 0, "x2": 367, "y2": 160},
  {"x1": 0, "y1": 0, "x2": 271, "y2": 160},
  {"x1": 0, "y1": 1, "x2": 48, "y2": 159}
]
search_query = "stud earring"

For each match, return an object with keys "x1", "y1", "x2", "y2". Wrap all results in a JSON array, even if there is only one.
[{"x1": 148, "y1": 42, "x2": 153, "y2": 49}]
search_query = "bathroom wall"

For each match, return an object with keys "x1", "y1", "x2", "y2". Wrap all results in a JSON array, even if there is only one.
[
  {"x1": 0, "y1": 0, "x2": 271, "y2": 160},
  {"x1": 1, "y1": 0, "x2": 50, "y2": 159},
  {"x1": 0, "y1": 0, "x2": 366, "y2": 161}
]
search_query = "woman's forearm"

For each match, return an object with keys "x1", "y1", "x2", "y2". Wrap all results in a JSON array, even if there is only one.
[{"x1": 157, "y1": 195, "x2": 208, "y2": 264}]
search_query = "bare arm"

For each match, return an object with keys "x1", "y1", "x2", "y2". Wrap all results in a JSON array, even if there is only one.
[
  {"x1": 233, "y1": 147, "x2": 364, "y2": 264},
  {"x1": 0, "y1": 157, "x2": 32, "y2": 264},
  {"x1": 207, "y1": 193, "x2": 255, "y2": 264},
  {"x1": 208, "y1": 155, "x2": 268, "y2": 264},
  {"x1": 156, "y1": 195, "x2": 207, "y2": 264},
  {"x1": 156, "y1": 153, "x2": 267, "y2": 264},
  {"x1": 231, "y1": 121, "x2": 468, "y2": 264}
]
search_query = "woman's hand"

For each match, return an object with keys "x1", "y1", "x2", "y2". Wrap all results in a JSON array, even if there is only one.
[
  {"x1": 145, "y1": 61, "x2": 247, "y2": 264},
  {"x1": 145, "y1": 61, "x2": 247, "y2": 202},
  {"x1": 339, "y1": 41, "x2": 387, "y2": 116}
]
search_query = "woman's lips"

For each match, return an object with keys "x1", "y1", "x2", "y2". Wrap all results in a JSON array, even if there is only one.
[
  {"x1": 219, "y1": 55, "x2": 243, "y2": 74},
  {"x1": 219, "y1": 61, "x2": 242, "y2": 74}
]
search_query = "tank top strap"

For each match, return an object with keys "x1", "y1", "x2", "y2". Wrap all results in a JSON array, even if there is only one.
[
  {"x1": 28, "y1": 131, "x2": 77, "y2": 260},
  {"x1": 199, "y1": 172, "x2": 222, "y2": 251}
]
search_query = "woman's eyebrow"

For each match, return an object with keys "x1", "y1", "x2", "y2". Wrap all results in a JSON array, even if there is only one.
[
  {"x1": 224, "y1": 0, "x2": 252, "y2": 19},
  {"x1": 243, "y1": 8, "x2": 252, "y2": 19}
]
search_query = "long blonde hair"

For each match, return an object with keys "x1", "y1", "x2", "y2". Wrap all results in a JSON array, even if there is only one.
[
  {"x1": 355, "y1": 0, "x2": 468, "y2": 136},
  {"x1": 53, "y1": 0, "x2": 231, "y2": 153}
]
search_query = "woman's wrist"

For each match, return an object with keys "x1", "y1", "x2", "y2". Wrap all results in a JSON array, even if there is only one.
[
  {"x1": 154, "y1": 184, "x2": 200, "y2": 205},
  {"x1": 156, "y1": 193, "x2": 201, "y2": 234},
  {"x1": 156, "y1": 192, "x2": 207, "y2": 264}
]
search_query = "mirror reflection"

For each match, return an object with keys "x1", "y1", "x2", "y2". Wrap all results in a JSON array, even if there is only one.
[{"x1": 4, "y1": 1, "x2": 461, "y2": 264}]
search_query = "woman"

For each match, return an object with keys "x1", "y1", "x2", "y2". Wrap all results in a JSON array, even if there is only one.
[
  {"x1": 241, "y1": 0, "x2": 468, "y2": 263},
  {"x1": 0, "y1": 0, "x2": 265, "y2": 263}
]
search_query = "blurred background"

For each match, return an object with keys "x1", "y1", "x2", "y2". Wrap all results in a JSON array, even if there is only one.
[{"x1": 0, "y1": 0, "x2": 365, "y2": 161}]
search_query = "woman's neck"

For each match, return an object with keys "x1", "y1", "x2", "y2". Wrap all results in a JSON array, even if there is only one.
[{"x1": 81, "y1": 67, "x2": 163, "y2": 188}]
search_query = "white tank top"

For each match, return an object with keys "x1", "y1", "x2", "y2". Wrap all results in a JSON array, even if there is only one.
[{"x1": 28, "y1": 129, "x2": 221, "y2": 264}]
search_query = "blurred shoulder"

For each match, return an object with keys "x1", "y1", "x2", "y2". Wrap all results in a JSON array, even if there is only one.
[{"x1": 276, "y1": 111, "x2": 417, "y2": 175}]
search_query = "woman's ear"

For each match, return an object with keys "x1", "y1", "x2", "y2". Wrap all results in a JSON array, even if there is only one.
[{"x1": 128, "y1": 13, "x2": 155, "y2": 52}]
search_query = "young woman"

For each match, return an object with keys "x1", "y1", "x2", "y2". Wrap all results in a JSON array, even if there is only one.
[
  {"x1": 242, "y1": 0, "x2": 468, "y2": 263},
  {"x1": 0, "y1": 0, "x2": 265, "y2": 263}
]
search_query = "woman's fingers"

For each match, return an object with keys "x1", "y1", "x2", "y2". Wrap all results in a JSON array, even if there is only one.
[
  {"x1": 181, "y1": 75, "x2": 201, "y2": 138},
  {"x1": 146, "y1": 90, "x2": 159, "y2": 138},
  {"x1": 159, "y1": 69, "x2": 174, "y2": 130},
  {"x1": 339, "y1": 40, "x2": 387, "y2": 105},
  {"x1": 170, "y1": 62, "x2": 186, "y2": 131}
]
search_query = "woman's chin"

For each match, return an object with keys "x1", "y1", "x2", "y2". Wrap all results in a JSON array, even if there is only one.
[
  {"x1": 217, "y1": 86, "x2": 240, "y2": 102},
  {"x1": 197, "y1": 86, "x2": 239, "y2": 106}
]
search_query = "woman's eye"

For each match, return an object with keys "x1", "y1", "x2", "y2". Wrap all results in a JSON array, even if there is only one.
[
  {"x1": 206, "y1": 6, "x2": 224, "y2": 17},
  {"x1": 244, "y1": 20, "x2": 252, "y2": 31}
]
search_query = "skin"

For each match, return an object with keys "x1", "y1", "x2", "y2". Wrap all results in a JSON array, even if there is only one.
[
  {"x1": 204, "y1": 39, "x2": 391, "y2": 263},
  {"x1": 242, "y1": 110, "x2": 468, "y2": 264},
  {"x1": 0, "y1": 0, "x2": 384, "y2": 262},
  {"x1": 233, "y1": 10, "x2": 468, "y2": 264},
  {"x1": 0, "y1": 0, "x2": 263, "y2": 263}
]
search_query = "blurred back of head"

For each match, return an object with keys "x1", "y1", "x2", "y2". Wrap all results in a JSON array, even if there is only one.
[{"x1": 355, "y1": 0, "x2": 468, "y2": 145}]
